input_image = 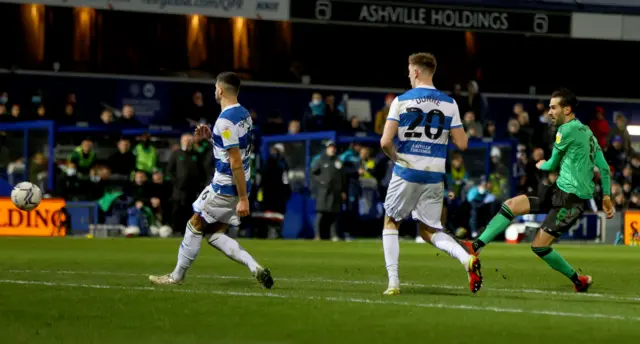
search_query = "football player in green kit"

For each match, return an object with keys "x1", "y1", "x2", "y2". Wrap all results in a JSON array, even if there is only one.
[{"x1": 465, "y1": 89, "x2": 614, "y2": 292}]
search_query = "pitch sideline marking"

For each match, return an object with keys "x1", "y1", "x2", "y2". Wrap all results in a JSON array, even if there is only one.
[
  {"x1": 0, "y1": 279, "x2": 638, "y2": 322},
  {"x1": 5, "y1": 269, "x2": 640, "y2": 303}
]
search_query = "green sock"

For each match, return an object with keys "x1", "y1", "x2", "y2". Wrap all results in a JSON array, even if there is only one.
[
  {"x1": 532, "y1": 247, "x2": 578, "y2": 281},
  {"x1": 475, "y1": 203, "x2": 515, "y2": 249}
]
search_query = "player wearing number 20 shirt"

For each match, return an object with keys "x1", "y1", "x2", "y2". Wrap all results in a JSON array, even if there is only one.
[
  {"x1": 380, "y1": 53, "x2": 481, "y2": 297},
  {"x1": 383, "y1": 74, "x2": 462, "y2": 229}
]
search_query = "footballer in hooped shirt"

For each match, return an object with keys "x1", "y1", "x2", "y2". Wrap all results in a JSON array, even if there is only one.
[
  {"x1": 380, "y1": 53, "x2": 482, "y2": 296},
  {"x1": 149, "y1": 72, "x2": 273, "y2": 289}
]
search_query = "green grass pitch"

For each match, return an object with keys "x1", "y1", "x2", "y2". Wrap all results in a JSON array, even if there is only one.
[{"x1": 1, "y1": 238, "x2": 639, "y2": 343}]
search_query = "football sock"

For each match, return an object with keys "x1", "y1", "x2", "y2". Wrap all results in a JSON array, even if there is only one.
[
  {"x1": 474, "y1": 203, "x2": 515, "y2": 252},
  {"x1": 431, "y1": 232, "x2": 471, "y2": 269},
  {"x1": 531, "y1": 247, "x2": 579, "y2": 282},
  {"x1": 382, "y1": 229, "x2": 399, "y2": 288},
  {"x1": 208, "y1": 233, "x2": 260, "y2": 275},
  {"x1": 171, "y1": 221, "x2": 202, "y2": 281}
]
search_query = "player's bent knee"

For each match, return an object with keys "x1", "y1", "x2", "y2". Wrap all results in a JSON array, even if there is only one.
[
  {"x1": 189, "y1": 213, "x2": 204, "y2": 232},
  {"x1": 383, "y1": 216, "x2": 400, "y2": 230},
  {"x1": 531, "y1": 245, "x2": 553, "y2": 257}
]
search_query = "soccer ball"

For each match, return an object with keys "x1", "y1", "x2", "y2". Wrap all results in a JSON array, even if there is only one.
[{"x1": 11, "y1": 182, "x2": 42, "y2": 211}]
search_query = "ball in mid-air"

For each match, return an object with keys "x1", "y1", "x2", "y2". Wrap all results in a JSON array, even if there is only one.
[{"x1": 11, "y1": 182, "x2": 42, "y2": 211}]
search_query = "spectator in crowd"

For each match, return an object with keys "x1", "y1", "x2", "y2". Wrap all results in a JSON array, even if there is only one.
[
  {"x1": 108, "y1": 138, "x2": 136, "y2": 177},
  {"x1": 534, "y1": 100, "x2": 546, "y2": 117},
  {"x1": 608, "y1": 112, "x2": 632, "y2": 154},
  {"x1": 0, "y1": 104, "x2": 7, "y2": 120},
  {"x1": 467, "y1": 80, "x2": 488, "y2": 122},
  {"x1": 0, "y1": 92, "x2": 7, "y2": 105},
  {"x1": 516, "y1": 111, "x2": 533, "y2": 151},
  {"x1": 35, "y1": 105, "x2": 47, "y2": 120},
  {"x1": 484, "y1": 120, "x2": 496, "y2": 140},
  {"x1": 532, "y1": 110, "x2": 554, "y2": 156},
  {"x1": 166, "y1": 133, "x2": 202, "y2": 234},
  {"x1": 127, "y1": 170, "x2": 154, "y2": 236},
  {"x1": 628, "y1": 192, "x2": 640, "y2": 209},
  {"x1": 306, "y1": 92, "x2": 325, "y2": 131},
  {"x1": 373, "y1": 149, "x2": 394, "y2": 201},
  {"x1": 512, "y1": 103, "x2": 527, "y2": 119},
  {"x1": 149, "y1": 170, "x2": 170, "y2": 225},
  {"x1": 507, "y1": 118, "x2": 530, "y2": 149},
  {"x1": 358, "y1": 147, "x2": 376, "y2": 180},
  {"x1": 257, "y1": 144, "x2": 292, "y2": 238},
  {"x1": 9, "y1": 104, "x2": 22, "y2": 121},
  {"x1": 525, "y1": 147, "x2": 545, "y2": 194},
  {"x1": 489, "y1": 146, "x2": 509, "y2": 177},
  {"x1": 29, "y1": 152, "x2": 47, "y2": 187},
  {"x1": 452, "y1": 84, "x2": 466, "y2": 114},
  {"x1": 630, "y1": 154, "x2": 640, "y2": 180},
  {"x1": 605, "y1": 136, "x2": 627, "y2": 174},
  {"x1": 309, "y1": 92, "x2": 325, "y2": 116},
  {"x1": 514, "y1": 144, "x2": 528, "y2": 194},
  {"x1": 118, "y1": 105, "x2": 142, "y2": 127},
  {"x1": 89, "y1": 165, "x2": 116, "y2": 201},
  {"x1": 288, "y1": 120, "x2": 301, "y2": 135},
  {"x1": 68, "y1": 139, "x2": 96, "y2": 176},
  {"x1": 311, "y1": 141, "x2": 345, "y2": 241},
  {"x1": 67, "y1": 93, "x2": 77, "y2": 107},
  {"x1": 614, "y1": 191, "x2": 626, "y2": 211},
  {"x1": 463, "y1": 111, "x2": 483, "y2": 139},
  {"x1": 149, "y1": 170, "x2": 170, "y2": 203},
  {"x1": 467, "y1": 178, "x2": 497, "y2": 238},
  {"x1": 374, "y1": 93, "x2": 395, "y2": 135},
  {"x1": 194, "y1": 130, "x2": 214, "y2": 187},
  {"x1": 129, "y1": 170, "x2": 151, "y2": 206},
  {"x1": 324, "y1": 94, "x2": 344, "y2": 130},
  {"x1": 59, "y1": 103, "x2": 76, "y2": 124},
  {"x1": 446, "y1": 152, "x2": 468, "y2": 200},
  {"x1": 622, "y1": 181, "x2": 633, "y2": 199},
  {"x1": 249, "y1": 109, "x2": 263, "y2": 150},
  {"x1": 488, "y1": 166, "x2": 509, "y2": 202},
  {"x1": 444, "y1": 152, "x2": 468, "y2": 232},
  {"x1": 346, "y1": 116, "x2": 368, "y2": 136},
  {"x1": 100, "y1": 110, "x2": 115, "y2": 125},
  {"x1": 589, "y1": 107, "x2": 610, "y2": 150},
  {"x1": 187, "y1": 91, "x2": 212, "y2": 126},
  {"x1": 340, "y1": 142, "x2": 363, "y2": 238},
  {"x1": 618, "y1": 165, "x2": 635, "y2": 189},
  {"x1": 133, "y1": 133, "x2": 158, "y2": 176}
]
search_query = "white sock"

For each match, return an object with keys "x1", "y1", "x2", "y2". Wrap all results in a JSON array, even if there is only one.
[
  {"x1": 382, "y1": 229, "x2": 399, "y2": 288},
  {"x1": 171, "y1": 221, "x2": 203, "y2": 281},
  {"x1": 431, "y1": 232, "x2": 471, "y2": 270},
  {"x1": 208, "y1": 233, "x2": 260, "y2": 275}
]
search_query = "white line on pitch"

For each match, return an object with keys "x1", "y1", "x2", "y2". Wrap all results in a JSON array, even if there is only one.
[
  {"x1": 5, "y1": 269, "x2": 640, "y2": 303},
  {"x1": 0, "y1": 279, "x2": 637, "y2": 322}
]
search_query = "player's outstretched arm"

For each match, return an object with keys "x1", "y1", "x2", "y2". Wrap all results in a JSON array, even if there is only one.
[
  {"x1": 537, "y1": 146, "x2": 564, "y2": 171},
  {"x1": 450, "y1": 127, "x2": 468, "y2": 151}
]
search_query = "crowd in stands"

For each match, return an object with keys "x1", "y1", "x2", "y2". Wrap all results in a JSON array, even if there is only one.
[{"x1": 1, "y1": 79, "x2": 638, "y2": 239}]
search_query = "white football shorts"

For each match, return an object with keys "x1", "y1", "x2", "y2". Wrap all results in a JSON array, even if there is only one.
[
  {"x1": 192, "y1": 184, "x2": 240, "y2": 226},
  {"x1": 383, "y1": 174, "x2": 444, "y2": 230}
]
